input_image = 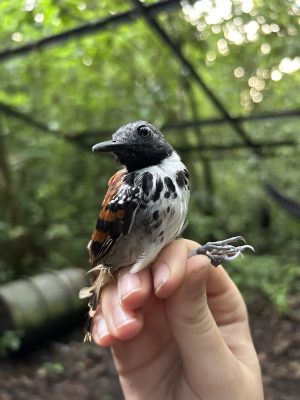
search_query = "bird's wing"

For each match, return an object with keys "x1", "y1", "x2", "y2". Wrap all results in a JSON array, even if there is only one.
[{"x1": 89, "y1": 170, "x2": 142, "y2": 268}]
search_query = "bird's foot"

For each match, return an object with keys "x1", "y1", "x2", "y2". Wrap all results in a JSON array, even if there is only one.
[{"x1": 189, "y1": 236, "x2": 254, "y2": 267}]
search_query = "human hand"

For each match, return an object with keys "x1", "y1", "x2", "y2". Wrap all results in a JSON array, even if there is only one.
[{"x1": 92, "y1": 239, "x2": 264, "y2": 400}]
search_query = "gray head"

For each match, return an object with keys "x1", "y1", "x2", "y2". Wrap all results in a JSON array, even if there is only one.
[{"x1": 92, "y1": 121, "x2": 173, "y2": 172}]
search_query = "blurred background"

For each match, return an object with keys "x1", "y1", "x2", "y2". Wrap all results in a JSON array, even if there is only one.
[{"x1": 0, "y1": 0, "x2": 299, "y2": 399}]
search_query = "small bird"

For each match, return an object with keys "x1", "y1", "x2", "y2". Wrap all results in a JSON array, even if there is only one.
[{"x1": 80, "y1": 121, "x2": 253, "y2": 341}]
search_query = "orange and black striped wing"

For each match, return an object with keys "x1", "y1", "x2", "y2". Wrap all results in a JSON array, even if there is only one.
[{"x1": 89, "y1": 170, "x2": 142, "y2": 268}]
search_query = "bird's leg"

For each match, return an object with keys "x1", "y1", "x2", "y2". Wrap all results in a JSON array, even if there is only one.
[{"x1": 188, "y1": 236, "x2": 254, "y2": 267}]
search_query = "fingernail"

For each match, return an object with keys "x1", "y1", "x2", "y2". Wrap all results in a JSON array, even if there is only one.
[
  {"x1": 95, "y1": 317, "x2": 109, "y2": 340},
  {"x1": 120, "y1": 272, "x2": 141, "y2": 300},
  {"x1": 154, "y1": 262, "x2": 170, "y2": 293},
  {"x1": 113, "y1": 306, "x2": 136, "y2": 328}
]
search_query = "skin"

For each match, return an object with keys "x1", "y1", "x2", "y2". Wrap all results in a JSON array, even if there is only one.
[{"x1": 92, "y1": 239, "x2": 264, "y2": 400}]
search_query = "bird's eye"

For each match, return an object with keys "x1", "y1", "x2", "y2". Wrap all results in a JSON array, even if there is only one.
[{"x1": 137, "y1": 126, "x2": 152, "y2": 139}]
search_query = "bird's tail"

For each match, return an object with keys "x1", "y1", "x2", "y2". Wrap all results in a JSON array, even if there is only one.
[{"x1": 79, "y1": 265, "x2": 113, "y2": 342}]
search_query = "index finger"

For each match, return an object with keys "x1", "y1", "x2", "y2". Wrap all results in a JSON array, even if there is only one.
[
  {"x1": 151, "y1": 239, "x2": 191, "y2": 298},
  {"x1": 158, "y1": 239, "x2": 251, "y2": 336}
]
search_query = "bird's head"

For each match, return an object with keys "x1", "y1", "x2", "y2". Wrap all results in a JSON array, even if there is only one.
[{"x1": 92, "y1": 121, "x2": 173, "y2": 172}]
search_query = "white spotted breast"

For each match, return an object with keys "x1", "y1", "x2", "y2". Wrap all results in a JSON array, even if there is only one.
[{"x1": 101, "y1": 152, "x2": 190, "y2": 273}]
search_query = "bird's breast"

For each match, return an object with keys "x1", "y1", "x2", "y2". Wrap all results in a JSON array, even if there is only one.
[{"x1": 103, "y1": 154, "x2": 190, "y2": 271}]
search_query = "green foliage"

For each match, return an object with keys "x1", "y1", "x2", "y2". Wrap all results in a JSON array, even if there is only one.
[
  {"x1": 229, "y1": 255, "x2": 300, "y2": 313},
  {"x1": 0, "y1": 0, "x2": 299, "y2": 310},
  {"x1": 0, "y1": 330, "x2": 23, "y2": 356},
  {"x1": 39, "y1": 362, "x2": 65, "y2": 377}
]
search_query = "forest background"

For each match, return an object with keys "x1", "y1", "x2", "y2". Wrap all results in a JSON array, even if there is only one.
[{"x1": 0, "y1": 0, "x2": 299, "y2": 323}]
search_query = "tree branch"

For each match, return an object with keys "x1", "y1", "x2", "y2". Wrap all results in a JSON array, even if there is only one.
[
  {"x1": 131, "y1": 0, "x2": 259, "y2": 154},
  {"x1": 177, "y1": 140, "x2": 296, "y2": 153},
  {"x1": 0, "y1": 0, "x2": 180, "y2": 62}
]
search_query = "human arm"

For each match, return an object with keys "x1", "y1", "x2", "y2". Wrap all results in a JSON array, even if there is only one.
[{"x1": 92, "y1": 239, "x2": 264, "y2": 400}]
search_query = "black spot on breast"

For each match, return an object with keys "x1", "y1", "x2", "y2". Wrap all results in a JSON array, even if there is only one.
[
  {"x1": 164, "y1": 177, "x2": 176, "y2": 193},
  {"x1": 164, "y1": 191, "x2": 171, "y2": 199},
  {"x1": 132, "y1": 186, "x2": 140, "y2": 196},
  {"x1": 142, "y1": 172, "x2": 153, "y2": 196},
  {"x1": 173, "y1": 192, "x2": 177, "y2": 198},
  {"x1": 176, "y1": 170, "x2": 188, "y2": 188},
  {"x1": 184, "y1": 169, "x2": 189, "y2": 179},
  {"x1": 159, "y1": 231, "x2": 164, "y2": 237},
  {"x1": 152, "y1": 177, "x2": 163, "y2": 202},
  {"x1": 160, "y1": 236, "x2": 164, "y2": 243},
  {"x1": 167, "y1": 206, "x2": 170, "y2": 213},
  {"x1": 154, "y1": 219, "x2": 162, "y2": 229},
  {"x1": 153, "y1": 210, "x2": 159, "y2": 220}
]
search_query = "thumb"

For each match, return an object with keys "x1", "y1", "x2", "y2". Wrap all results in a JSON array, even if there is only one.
[{"x1": 165, "y1": 254, "x2": 240, "y2": 397}]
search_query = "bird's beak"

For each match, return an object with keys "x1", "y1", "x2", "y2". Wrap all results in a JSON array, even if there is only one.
[{"x1": 92, "y1": 140, "x2": 130, "y2": 152}]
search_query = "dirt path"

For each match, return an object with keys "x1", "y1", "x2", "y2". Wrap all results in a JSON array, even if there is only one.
[{"x1": 250, "y1": 311, "x2": 300, "y2": 400}]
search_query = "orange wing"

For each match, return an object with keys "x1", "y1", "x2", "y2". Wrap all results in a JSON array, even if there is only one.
[
  {"x1": 91, "y1": 170, "x2": 125, "y2": 243},
  {"x1": 89, "y1": 170, "x2": 142, "y2": 268}
]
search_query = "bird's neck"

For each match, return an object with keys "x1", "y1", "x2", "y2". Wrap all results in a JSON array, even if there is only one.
[
  {"x1": 120, "y1": 149, "x2": 175, "y2": 173},
  {"x1": 124, "y1": 151, "x2": 186, "y2": 177}
]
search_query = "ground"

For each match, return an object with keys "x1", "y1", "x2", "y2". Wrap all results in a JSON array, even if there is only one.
[{"x1": 0, "y1": 309, "x2": 299, "y2": 400}]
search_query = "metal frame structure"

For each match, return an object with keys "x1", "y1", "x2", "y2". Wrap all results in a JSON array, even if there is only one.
[{"x1": 0, "y1": 0, "x2": 298, "y2": 156}]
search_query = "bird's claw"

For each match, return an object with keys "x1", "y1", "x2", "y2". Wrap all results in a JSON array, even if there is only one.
[{"x1": 189, "y1": 236, "x2": 254, "y2": 267}]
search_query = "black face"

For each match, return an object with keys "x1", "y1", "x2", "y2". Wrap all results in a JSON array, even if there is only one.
[{"x1": 92, "y1": 121, "x2": 173, "y2": 172}]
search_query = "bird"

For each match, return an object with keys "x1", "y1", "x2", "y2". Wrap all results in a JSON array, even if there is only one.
[{"x1": 79, "y1": 121, "x2": 253, "y2": 341}]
